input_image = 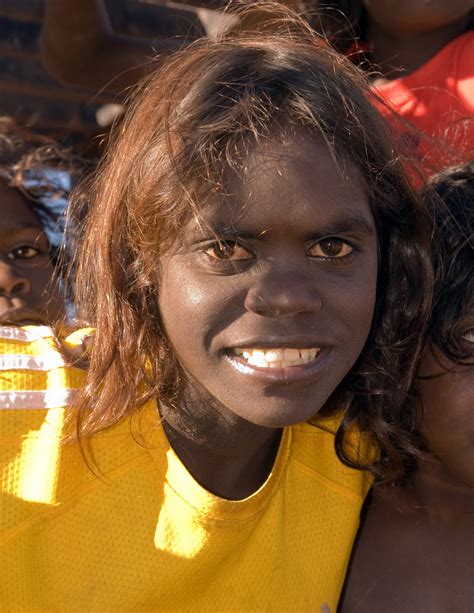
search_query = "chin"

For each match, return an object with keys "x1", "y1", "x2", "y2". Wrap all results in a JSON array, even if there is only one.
[{"x1": 234, "y1": 400, "x2": 325, "y2": 429}]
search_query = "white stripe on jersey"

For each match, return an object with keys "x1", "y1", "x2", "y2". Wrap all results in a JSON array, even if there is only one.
[
  {"x1": 0, "y1": 388, "x2": 76, "y2": 409},
  {"x1": 0, "y1": 326, "x2": 54, "y2": 342},
  {"x1": 0, "y1": 352, "x2": 66, "y2": 371}
]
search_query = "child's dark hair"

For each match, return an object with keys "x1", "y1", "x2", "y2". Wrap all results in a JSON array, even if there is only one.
[
  {"x1": 311, "y1": 2, "x2": 474, "y2": 54},
  {"x1": 425, "y1": 161, "x2": 474, "y2": 363},
  {"x1": 70, "y1": 8, "x2": 434, "y2": 484},
  {"x1": 0, "y1": 117, "x2": 74, "y2": 262}
]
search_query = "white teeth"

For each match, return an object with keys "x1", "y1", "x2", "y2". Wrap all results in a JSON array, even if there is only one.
[
  {"x1": 247, "y1": 352, "x2": 267, "y2": 367},
  {"x1": 233, "y1": 347, "x2": 320, "y2": 369},
  {"x1": 300, "y1": 348, "x2": 310, "y2": 361},
  {"x1": 283, "y1": 348, "x2": 300, "y2": 361}
]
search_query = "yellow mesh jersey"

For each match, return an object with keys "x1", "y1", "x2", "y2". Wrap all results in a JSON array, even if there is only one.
[{"x1": 0, "y1": 326, "x2": 372, "y2": 612}]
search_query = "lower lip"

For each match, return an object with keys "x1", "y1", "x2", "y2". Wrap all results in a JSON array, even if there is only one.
[{"x1": 224, "y1": 350, "x2": 331, "y2": 384}]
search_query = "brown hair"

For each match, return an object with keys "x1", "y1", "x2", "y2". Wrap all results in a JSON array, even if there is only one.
[
  {"x1": 424, "y1": 161, "x2": 474, "y2": 363},
  {"x1": 69, "y1": 11, "x2": 433, "y2": 484}
]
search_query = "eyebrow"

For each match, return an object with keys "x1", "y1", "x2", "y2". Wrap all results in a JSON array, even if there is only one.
[
  {"x1": 0, "y1": 222, "x2": 45, "y2": 240},
  {"x1": 201, "y1": 211, "x2": 375, "y2": 240},
  {"x1": 304, "y1": 212, "x2": 376, "y2": 239}
]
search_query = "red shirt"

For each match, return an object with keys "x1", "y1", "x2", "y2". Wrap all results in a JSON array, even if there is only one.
[{"x1": 373, "y1": 31, "x2": 474, "y2": 176}]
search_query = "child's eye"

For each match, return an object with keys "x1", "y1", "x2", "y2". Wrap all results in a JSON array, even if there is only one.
[
  {"x1": 461, "y1": 327, "x2": 474, "y2": 344},
  {"x1": 205, "y1": 241, "x2": 254, "y2": 261},
  {"x1": 8, "y1": 245, "x2": 42, "y2": 260},
  {"x1": 307, "y1": 238, "x2": 354, "y2": 259}
]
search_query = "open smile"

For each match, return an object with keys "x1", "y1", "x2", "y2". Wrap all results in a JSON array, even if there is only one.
[
  {"x1": 233, "y1": 347, "x2": 320, "y2": 368},
  {"x1": 224, "y1": 345, "x2": 330, "y2": 383}
]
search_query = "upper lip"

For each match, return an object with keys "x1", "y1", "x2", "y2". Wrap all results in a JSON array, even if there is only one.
[
  {"x1": 224, "y1": 336, "x2": 333, "y2": 350},
  {"x1": 0, "y1": 308, "x2": 46, "y2": 325}
]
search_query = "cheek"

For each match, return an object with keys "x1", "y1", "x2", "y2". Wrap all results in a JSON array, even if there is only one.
[
  {"x1": 419, "y1": 371, "x2": 474, "y2": 445},
  {"x1": 184, "y1": 285, "x2": 206, "y2": 306},
  {"x1": 158, "y1": 263, "x2": 239, "y2": 357},
  {"x1": 327, "y1": 263, "x2": 378, "y2": 332},
  {"x1": 19, "y1": 260, "x2": 58, "y2": 300},
  {"x1": 29, "y1": 265, "x2": 56, "y2": 290}
]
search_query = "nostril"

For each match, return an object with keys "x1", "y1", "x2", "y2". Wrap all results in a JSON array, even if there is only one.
[
  {"x1": 244, "y1": 284, "x2": 323, "y2": 317},
  {"x1": 0, "y1": 263, "x2": 32, "y2": 297},
  {"x1": 11, "y1": 280, "x2": 30, "y2": 296}
]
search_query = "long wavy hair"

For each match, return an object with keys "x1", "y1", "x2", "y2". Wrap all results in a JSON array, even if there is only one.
[
  {"x1": 68, "y1": 10, "x2": 434, "y2": 484},
  {"x1": 423, "y1": 161, "x2": 474, "y2": 363}
]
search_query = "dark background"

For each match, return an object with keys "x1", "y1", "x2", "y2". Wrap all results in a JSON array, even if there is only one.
[{"x1": 0, "y1": 0, "x2": 205, "y2": 152}]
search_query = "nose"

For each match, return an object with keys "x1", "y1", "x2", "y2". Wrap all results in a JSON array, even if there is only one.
[
  {"x1": 244, "y1": 268, "x2": 322, "y2": 318},
  {"x1": 0, "y1": 262, "x2": 31, "y2": 298}
]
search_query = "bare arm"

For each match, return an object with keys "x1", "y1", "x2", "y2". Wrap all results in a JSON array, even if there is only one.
[{"x1": 40, "y1": 0, "x2": 183, "y2": 93}]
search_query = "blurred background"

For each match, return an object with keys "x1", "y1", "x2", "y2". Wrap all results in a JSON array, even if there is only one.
[{"x1": 0, "y1": 0, "x2": 223, "y2": 156}]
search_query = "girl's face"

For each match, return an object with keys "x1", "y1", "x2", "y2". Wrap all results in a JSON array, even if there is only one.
[
  {"x1": 417, "y1": 311, "x2": 474, "y2": 487},
  {"x1": 158, "y1": 133, "x2": 379, "y2": 428},
  {"x1": 0, "y1": 181, "x2": 64, "y2": 325},
  {"x1": 363, "y1": 0, "x2": 474, "y2": 34}
]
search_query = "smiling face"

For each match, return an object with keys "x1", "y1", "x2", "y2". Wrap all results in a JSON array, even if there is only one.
[
  {"x1": 158, "y1": 133, "x2": 378, "y2": 428},
  {"x1": 0, "y1": 181, "x2": 65, "y2": 324},
  {"x1": 417, "y1": 312, "x2": 474, "y2": 486},
  {"x1": 363, "y1": 0, "x2": 474, "y2": 34}
]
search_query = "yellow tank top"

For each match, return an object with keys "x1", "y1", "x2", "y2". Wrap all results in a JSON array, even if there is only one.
[{"x1": 0, "y1": 326, "x2": 372, "y2": 612}]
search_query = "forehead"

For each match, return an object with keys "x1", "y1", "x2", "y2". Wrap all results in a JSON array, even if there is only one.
[
  {"x1": 195, "y1": 133, "x2": 373, "y2": 234},
  {"x1": 0, "y1": 181, "x2": 42, "y2": 231}
]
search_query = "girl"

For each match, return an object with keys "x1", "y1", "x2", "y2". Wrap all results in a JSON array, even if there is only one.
[
  {"x1": 340, "y1": 162, "x2": 474, "y2": 612},
  {"x1": 315, "y1": 1, "x2": 474, "y2": 175},
  {"x1": 0, "y1": 18, "x2": 432, "y2": 611},
  {"x1": 0, "y1": 117, "x2": 70, "y2": 325}
]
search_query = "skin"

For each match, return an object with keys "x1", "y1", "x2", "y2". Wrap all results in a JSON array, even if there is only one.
[
  {"x1": 340, "y1": 308, "x2": 474, "y2": 612},
  {"x1": 158, "y1": 132, "x2": 379, "y2": 499},
  {"x1": 0, "y1": 181, "x2": 65, "y2": 325},
  {"x1": 362, "y1": 0, "x2": 474, "y2": 77},
  {"x1": 418, "y1": 323, "x2": 474, "y2": 487}
]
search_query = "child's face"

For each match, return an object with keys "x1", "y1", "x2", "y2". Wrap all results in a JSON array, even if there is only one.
[
  {"x1": 417, "y1": 311, "x2": 474, "y2": 486},
  {"x1": 0, "y1": 181, "x2": 65, "y2": 325},
  {"x1": 158, "y1": 134, "x2": 379, "y2": 428},
  {"x1": 363, "y1": 0, "x2": 473, "y2": 34}
]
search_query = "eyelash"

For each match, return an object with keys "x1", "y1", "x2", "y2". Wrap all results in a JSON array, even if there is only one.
[
  {"x1": 307, "y1": 237, "x2": 356, "y2": 262},
  {"x1": 203, "y1": 237, "x2": 356, "y2": 264},
  {"x1": 8, "y1": 245, "x2": 45, "y2": 260},
  {"x1": 461, "y1": 327, "x2": 474, "y2": 344},
  {"x1": 204, "y1": 240, "x2": 254, "y2": 262}
]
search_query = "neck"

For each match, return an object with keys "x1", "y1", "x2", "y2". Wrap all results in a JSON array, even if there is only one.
[
  {"x1": 159, "y1": 391, "x2": 282, "y2": 500},
  {"x1": 404, "y1": 458, "x2": 474, "y2": 520},
  {"x1": 367, "y1": 18, "x2": 468, "y2": 79}
]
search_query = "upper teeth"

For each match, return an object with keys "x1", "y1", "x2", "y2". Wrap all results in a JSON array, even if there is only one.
[{"x1": 233, "y1": 347, "x2": 320, "y2": 368}]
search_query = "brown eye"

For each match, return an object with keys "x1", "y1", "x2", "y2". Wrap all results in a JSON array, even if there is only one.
[
  {"x1": 205, "y1": 241, "x2": 253, "y2": 261},
  {"x1": 8, "y1": 245, "x2": 42, "y2": 260},
  {"x1": 308, "y1": 238, "x2": 353, "y2": 258}
]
